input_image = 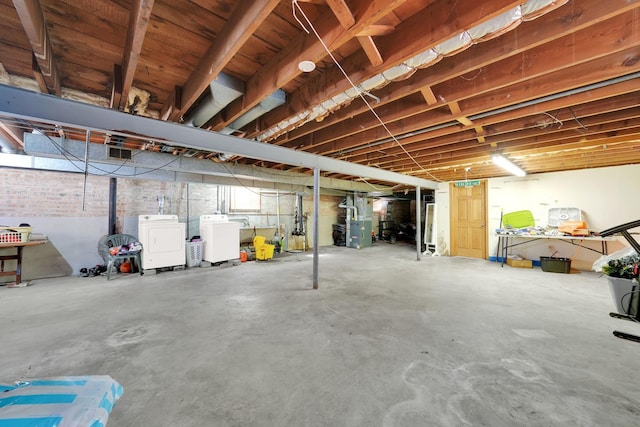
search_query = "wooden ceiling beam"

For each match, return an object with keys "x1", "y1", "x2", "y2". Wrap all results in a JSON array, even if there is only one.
[
  {"x1": 361, "y1": 91, "x2": 640, "y2": 162},
  {"x1": 114, "y1": 0, "x2": 154, "y2": 110},
  {"x1": 161, "y1": 0, "x2": 280, "y2": 121},
  {"x1": 515, "y1": 145, "x2": 640, "y2": 167},
  {"x1": 325, "y1": 0, "x2": 387, "y2": 69},
  {"x1": 420, "y1": 86, "x2": 438, "y2": 105},
  {"x1": 326, "y1": 0, "x2": 355, "y2": 29},
  {"x1": 0, "y1": 120, "x2": 25, "y2": 149},
  {"x1": 12, "y1": 0, "x2": 60, "y2": 95},
  {"x1": 383, "y1": 129, "x2": 640, "y2": 176},
  {"x1": 334, "y1": 85, "x2": 640, "y2": 164},
  {"x1": 448, "y1": 101, "x2": 473, "y2": 126},
  {"x1": 377, "y1": 0, "x2": 520, "y2": 67},
  {"x1": 289, "y1": 92, "x2": 443, "y2": 152},
  {"x1": 346, "y1": 15, "x2": 640, "y2": 150},
  {"x1": 287, "y1": 17, "x2": 640, "y2": 155},
  {"x1": 492, "y1": 148, "x2": 639, "y2": 173},
  {"x1": 448, "y1": 102, "x2": 461, "y2": 115},
  {"x1": 31, "y1": 52, "x2": 47, "y2": 93},
  {"x1": 357, "y1": 24, "x2": 395, "y2": 37},
  {"x1": 418, "y1": 141, "x2": 640, "y2": 180},
  {"x1": 357, "y1": 35, "x2": 383, "y2": 66},
  {"x1": 213, "y1": 0, "x2": 411, "y2": 130},
  {"x1": 504, "y1": 138, "x2": 640, "y2": 163},
  {"x1": 341, "y1": 89, "x2": 640, "y2": 163},
  {"x1": 111, "y1": 64, "x2": 123, "y2": 110},
  {"x1": 254, "y1": 0, "x2": 521, "y2": 137},
  {"x1": 263, "y1": 0, "x2": 638, "y2": 143},
  {"x1": 416, "y1": 138, "x2": 640, "y2": 180},
  {"x1": 474, "y1": 126, "x2": 486, "y2": 143},
  {"x1": 372, "y1": 122, "x2": 640, "y2": 171},
  {"x1": 391, "y1": 144, "x2": 640, "y2": 179}
]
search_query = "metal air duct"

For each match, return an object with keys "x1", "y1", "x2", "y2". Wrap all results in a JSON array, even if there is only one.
[
  {"x1": 0, "y1": 121, "x2": 23, "y2": 154},
  {"x1": 221, "y1": 89, "x2": 287, "y2": 134},
  {"x1": 216, "y1": 89, "x2": 287, "y2": 161},
  {"x1": 183, "y1": 72, "x2": 244, "y2": 127},
  {"x1": 0, "y1": 134, "x2": 19, "y2": 153}
]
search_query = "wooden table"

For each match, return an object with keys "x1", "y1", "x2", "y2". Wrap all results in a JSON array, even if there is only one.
[{"x1": 0, "y1": 240, "x2": 46, "y2": 287}]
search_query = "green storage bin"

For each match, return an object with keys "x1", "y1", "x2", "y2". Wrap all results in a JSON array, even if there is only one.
[
  {"x1": 540, "y1": 256, "x2": 571, "y2": 273},
  {"x1": 502, "y1": 210, "x2": 535, "y2": 229}
]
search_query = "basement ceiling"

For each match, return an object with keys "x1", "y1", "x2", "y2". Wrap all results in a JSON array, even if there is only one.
[{"x1": 0, "y1": 0, "x2": 639, "y2": 185}]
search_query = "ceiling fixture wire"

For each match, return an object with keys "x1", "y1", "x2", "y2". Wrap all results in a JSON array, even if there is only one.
[
  {"x1": 541, "y1": 111, "x2": 563, "y2": 129},
  {"x1": 23, "y1": 120, "x2": 182, "y2": 178},
  {"x1": 568, "y1": 107, "x2": 588, "y2": 131},
  {"x1": 291, "y1": 1, "x2": 440, "y2": 182}
]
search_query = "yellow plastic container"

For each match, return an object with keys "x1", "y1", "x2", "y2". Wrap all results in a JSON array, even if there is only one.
[{"x1": 253, "y1": 236, "x2": 275, "y2": 260}]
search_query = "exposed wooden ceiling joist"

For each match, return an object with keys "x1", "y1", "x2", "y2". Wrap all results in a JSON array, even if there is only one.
[
  {"x1": 112, "y1": 0, "x2": 154, "y2": 110},
  {"x1": 326, "y1": 0, "x2": 355, "y2": 28},
  {"x1": 341, "y1": 81, "x2": 640, "y2": 164},
  {"x1": 0, "y1": 120, "x2": 24, "y2": 150},
  {"x1": 12, "y1": 0, "x2": 60, "y2": 95},
  {"x1": 287, "y1": 18, "x2": 640, "y2": 157},
  {"x1": 357, "y1": 35, "x2": 383, "y2": 66},
  {"x1": 255, "y1": 0, "x2": 522, "y2": 137},
  {"x1": 162, "y1": 0, "x2": 280, "y2": 122},
  {"x1": 211, "y1": 0, "x2": 413, "y2": 131},
  {"x1": 0, "y1": 0, "x2": 638, "y2": 183},
  {"x1": 262, "y1": 0, "x2": 636, "y2": 144}
]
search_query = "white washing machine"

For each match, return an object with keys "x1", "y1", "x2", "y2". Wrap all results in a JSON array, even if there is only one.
[
  {"x1": 199, "y1": 214, "x2": 240, "y2": 263},
  {"x1": 138, "y1": 215, "x2": 186, "y2": 269}
]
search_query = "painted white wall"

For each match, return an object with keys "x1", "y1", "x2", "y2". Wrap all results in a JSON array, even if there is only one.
[
  {"x1": 0, "y1": 216, "x2": 107, "y2": 274},
  {"x1": 435, "y1": 164, "x2": 640, "y2": 269}
]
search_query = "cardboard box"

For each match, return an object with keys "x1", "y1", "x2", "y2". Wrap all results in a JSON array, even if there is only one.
[
  {"x1": 558, "y1": 220, "x2": 588, "y2": 236},
  {"x1": 570, "y1": 228, "x2": 590, "y2": 236},
  {"x1": 507, "y1": 257, "x2": 533, "y2": 268}
]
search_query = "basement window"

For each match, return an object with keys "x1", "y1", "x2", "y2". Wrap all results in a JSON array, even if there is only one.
[{"x1": 230, "y1": 187, "x2": 261, "y2": 212}]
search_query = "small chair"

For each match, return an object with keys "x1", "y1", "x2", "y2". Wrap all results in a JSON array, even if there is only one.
[
  {"x1": 253, "y1": 236, "x2": 275, "y2": 261},
  {"x1": 98, "y1": 234, "x2": 143, "y2": 280}
]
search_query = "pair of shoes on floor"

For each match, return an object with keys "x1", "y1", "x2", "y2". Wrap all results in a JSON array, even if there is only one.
[{"x1": 80, "y1": 265, "x2": 107, "y2": 277}]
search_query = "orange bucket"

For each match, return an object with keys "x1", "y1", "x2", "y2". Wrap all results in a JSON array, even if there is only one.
[{"x1": 240, "y1": 251, "x2": 248, "y2": 263}]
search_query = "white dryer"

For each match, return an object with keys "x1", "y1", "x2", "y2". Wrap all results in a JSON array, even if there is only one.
[
  {"x1": 199, "y1": 214, "x2": 240, "y2": 263},
  {"x1": 138, "y1": 215, "x2": 186, "y2": 270}
]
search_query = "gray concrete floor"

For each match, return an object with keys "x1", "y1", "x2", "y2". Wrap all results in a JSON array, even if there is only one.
[{"x1": 1, "y1": 243, "x2": 639, "y2": 426}]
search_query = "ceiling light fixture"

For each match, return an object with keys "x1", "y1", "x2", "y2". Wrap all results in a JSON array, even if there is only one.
[
  {"x1": 492, "y1": 154, "x2": 526, "y2": 177},
  {"x1": 298, "y1": 60, "x2": 316, "y2": 73}
]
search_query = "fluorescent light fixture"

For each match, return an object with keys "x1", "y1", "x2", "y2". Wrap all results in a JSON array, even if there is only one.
[{"x1": 492, "y1": 154, "x2": 526, "y2": 176}]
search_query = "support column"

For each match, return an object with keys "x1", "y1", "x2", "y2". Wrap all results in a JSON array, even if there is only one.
[
  {"x1": 416, "y1": 186, "x2": 421, "y2": 261},
  {"x1": 313, "y1": 167, "x2": 320, "y2": 289},
  {"x1": 109, "y1": 177, "x2": 117, "y2": 234}
]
